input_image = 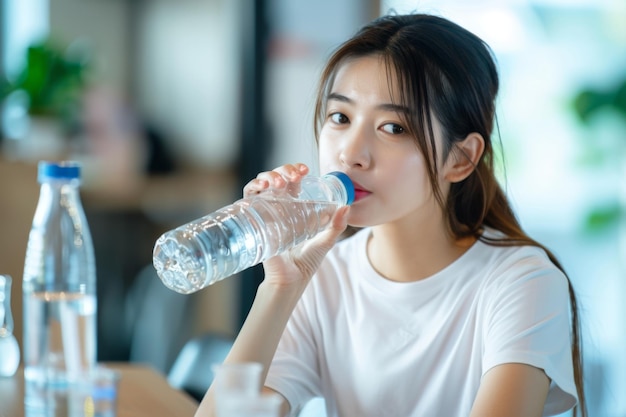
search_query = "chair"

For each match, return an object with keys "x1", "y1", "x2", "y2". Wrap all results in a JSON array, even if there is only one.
[
  {"x1": 167, "y1": 332, "x2": 235, "y2": 402},
  {"x1": 124, "y1": 264, "x2": 197, "y2": 374}
]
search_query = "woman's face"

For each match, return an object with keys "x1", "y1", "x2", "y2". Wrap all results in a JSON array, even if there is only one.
[{"x1": 318, "y1": 55, "x2": 449, "y2": 228}]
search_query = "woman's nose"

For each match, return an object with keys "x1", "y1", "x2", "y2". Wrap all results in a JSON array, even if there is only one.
[{"x1": 339, "y1": 126, "x2": 371, "y2": 169}]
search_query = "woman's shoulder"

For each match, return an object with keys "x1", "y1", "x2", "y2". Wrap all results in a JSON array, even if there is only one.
[
  {"x1": 478, "y1": 228, "x2": 559, "y2": 268},
  {"x1": 475, "y1": 228, "x2": 568, "y2": 292}
]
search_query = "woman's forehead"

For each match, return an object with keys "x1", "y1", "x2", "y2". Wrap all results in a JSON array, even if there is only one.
[{"x1": 329, "y1": 55, "x2": 402, "y2": 103}]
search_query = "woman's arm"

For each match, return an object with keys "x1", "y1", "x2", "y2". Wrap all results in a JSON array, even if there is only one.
[
  {"x1": 469, "y1": 363, "x2": 550, "y2": 417},
  {"x1": 194, "y1": 281, "x2": 307, "y2": 417},
  {"x1": 194, "y1": 163, "x2": 350, "y2": 417}
]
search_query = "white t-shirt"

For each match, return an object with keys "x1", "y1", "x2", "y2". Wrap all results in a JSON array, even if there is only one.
[{"x1": 265, "y1": 228, "x2": 578, "y2": 417}]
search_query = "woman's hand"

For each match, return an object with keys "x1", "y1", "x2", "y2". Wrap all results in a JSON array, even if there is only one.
[{"x1": 243, "y1": 163, "x2": 350, "y2": 287}]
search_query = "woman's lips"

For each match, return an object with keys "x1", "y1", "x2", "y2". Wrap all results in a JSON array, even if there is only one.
[
  {"x1": 354, "y1": 189, "x2": 370, "y2": 201},
  {"x1": 351, "y1": 181, "x2": 371, "y2": 202}
]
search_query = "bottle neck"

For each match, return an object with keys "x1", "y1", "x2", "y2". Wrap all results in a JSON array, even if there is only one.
[
  {"x1": 40, "y1": 177, "x2": 81, "y2": 189},
  {"x1": 34, "y1": 180, "x2": 84, "y2": 225},
  {"x1": 39, "y1": 179, "x2": 81, "y2": 200},
  {"x1": 252, "y1": 174, "x2": 351, "y2": 205},
  {"x1": 321, "y1": 175, "x2": 350, "y2": 205}
]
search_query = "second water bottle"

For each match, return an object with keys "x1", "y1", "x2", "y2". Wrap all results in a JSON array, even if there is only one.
[
  {"x1": 22, "y1": 161, "x2": 97, "y2": 390},
  {"x1": 153, "y1": 171, "x2": 354, "y2": 294}
]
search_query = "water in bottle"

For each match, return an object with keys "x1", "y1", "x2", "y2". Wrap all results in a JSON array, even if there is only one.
[
  {"x1": 22, "y1": 161, "x2": 97, "y2": 404},
  {"x1": 153, "y1": 171, "x2": 354, "y2": 294}
]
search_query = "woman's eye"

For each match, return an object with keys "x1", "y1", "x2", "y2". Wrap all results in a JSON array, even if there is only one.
[
  {"x1": 381, "y1": 123, "x2": 405, "y2": 135},
  {"x1": 330, "y1": 112, "x2": 349, "y2": 124}
]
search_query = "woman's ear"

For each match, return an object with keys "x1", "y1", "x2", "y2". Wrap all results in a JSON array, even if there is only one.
[{"x1": 443, "y1": 132, "x2": 485, "y2": 183}]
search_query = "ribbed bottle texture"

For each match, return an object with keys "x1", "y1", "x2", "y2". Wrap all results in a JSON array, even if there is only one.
[
  {"x1": 22, "y1": 161, "x2": 97, "y2": 393},
  {"x1": 153, "y1": 172, "x2": 354, "y2": 294}
]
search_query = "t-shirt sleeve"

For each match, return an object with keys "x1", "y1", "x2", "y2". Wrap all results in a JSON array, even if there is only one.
[
  {"x1": 265, "y1": 287, "x2": 322, "y2": 416},
  {"x1": 482, "y1": 252, "x2": 578, "y2": 416}
]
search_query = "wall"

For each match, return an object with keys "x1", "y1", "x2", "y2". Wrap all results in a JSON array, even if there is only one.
[
  {"x1": 135, "y1": 0, "x2": 242, "y2": 170},
  {"x1": 49, "y1": 0, "x2": 131, "y2": 95}
]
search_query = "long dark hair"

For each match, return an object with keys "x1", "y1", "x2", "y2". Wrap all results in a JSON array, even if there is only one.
[{"x1": 314, "y1": 13, "x2": 586, "y2": 416}]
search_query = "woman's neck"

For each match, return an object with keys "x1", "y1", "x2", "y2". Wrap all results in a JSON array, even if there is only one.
[{"x1": 367, "y1": 219, "x2": 475, "y2": 283}]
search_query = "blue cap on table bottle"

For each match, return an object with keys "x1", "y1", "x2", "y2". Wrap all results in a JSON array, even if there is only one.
[{"x1": 37, "y1": 161, "x2": 81, "y2": 182}]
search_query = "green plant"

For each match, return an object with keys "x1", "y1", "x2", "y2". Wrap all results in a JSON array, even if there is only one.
[
  {"x1": 572, "y1": 76, "x2": 626, "y2": 232},
  {"x1": 1, "y1": 40, "x2": 89, "y2": 125}
]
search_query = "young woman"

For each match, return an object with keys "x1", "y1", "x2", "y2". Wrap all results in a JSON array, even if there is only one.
[{"x1": 196, "y1": 13, "x2": 585, "y2": 417}]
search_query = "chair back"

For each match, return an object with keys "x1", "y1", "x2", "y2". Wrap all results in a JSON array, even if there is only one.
[
  {"x1": 168, "y1": 332, "x2": 234, "y2": 401},
  {"x1": 126, "y1": 264, "x2": 196, "y2": 373}
]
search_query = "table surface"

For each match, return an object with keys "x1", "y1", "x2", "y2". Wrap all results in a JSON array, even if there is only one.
[{"x1": 0, "y1": 363, "x2": 199, "y2": 417}]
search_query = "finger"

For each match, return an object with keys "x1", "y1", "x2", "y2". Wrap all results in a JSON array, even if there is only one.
[
  {"x1": 329, "y1": 205, "x2": 350, "y2": 237},
  {"x1": 256, "y1": 164, "x2": 311, "y2": 197},
  {"x1": 243, "y1": 164, "x2": 309, "y2": 197},
  {"x1": 277, "y1": 164, "x2": 309, "y2": 197},
  {"x1": 273, "y1": 163, "x2": 309, "y2": 182},
  {"x1": 289, "y1": 205, "x2": 350, "y2": 278},
  {"x1": 243, "y1": 178, "x2": 270, "y2": 197},
  {"x1": 315, "y1": 205, "x2": 350, "y2": 247},
  {"x1": 255, "y1": 171, "x2": 288, "y2": 189}
]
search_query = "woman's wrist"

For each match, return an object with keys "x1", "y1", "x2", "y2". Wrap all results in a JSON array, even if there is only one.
[
  {"x1": 224, "y1": 278, "x2": 306, "y2": 368},
  {"x1": 256, "y1": 278, "x2": 308, "y2": 310}
]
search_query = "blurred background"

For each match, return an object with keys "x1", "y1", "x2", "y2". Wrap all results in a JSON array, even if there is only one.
[{"x1": 0, "y1": 0, "x2": 623, "y2": 415}]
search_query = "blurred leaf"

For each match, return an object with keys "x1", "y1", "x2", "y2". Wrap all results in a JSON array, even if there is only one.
[
  {"x1": 573, "y1": 89, "x2": 613, "y2": 123},
  {"x1": 584, "y1": 203, "x2": 622, "y2": 232},
  {"x1": 572, "y1": 77, "x2": 626, "y2": 126},
  {"x1": 574, "y1": 145, "x2": 609, "y2": 167},
  {"x1": 572, "y1": 78, "x2": 626, "y2": 235},
  {"x1": 613, "y1": 79, "x2": 626, "y2": 118},
  {"x1": 1, "y1": 40, "x2": 90, "y2": 119}
]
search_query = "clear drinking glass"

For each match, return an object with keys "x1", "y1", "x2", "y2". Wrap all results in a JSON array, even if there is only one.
[
  {"x1": 211, "y1": 362, "x2": 263, "y2": 417},
  {"x1": 221, "y1": 393, "x2": 283, "y2": 417},
  {"x1": 0, "y1": 274, "x2": 20, "y2": 377},
  {"x1": 70, "y1": 365, "x2": 121, "y2": 417}
]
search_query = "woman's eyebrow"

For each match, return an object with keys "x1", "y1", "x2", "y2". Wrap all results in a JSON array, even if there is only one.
[
  {"x1": 379, "y1": 103, "x2": 410, "y2": 115},
  {"x1": 327, "y1": 92, "x2": 409, "y2": 115},
  {"x1": 327, "y1": 92, "x2": 351, "y2": 103}
]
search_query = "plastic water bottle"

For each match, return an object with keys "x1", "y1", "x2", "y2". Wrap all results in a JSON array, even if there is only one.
[
  {"x1": 0, "y1": 274, "x2": 20, "y2": 377},
  {"x1": 153, "y1": 171, "x2": 354, "y2": 294},
  {"x1": 22, "y1": 161, "x2": 97, "y2": 391}
]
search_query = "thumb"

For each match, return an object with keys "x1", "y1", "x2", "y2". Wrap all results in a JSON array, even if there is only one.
[
  {"x1": 292, "y1": 205, "x2": 350, "y2": 275},
  {"x1": 316, "y1": 205, "x2": 351, "y2": 249}
]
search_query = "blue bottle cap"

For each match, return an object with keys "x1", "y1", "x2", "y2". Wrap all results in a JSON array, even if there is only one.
[
  {"x1": 38, "y1": 161, "x2": 81, "y2": 182},
  {"x1": 326, "y1": 171, "x2": 355, "y2": 205}
]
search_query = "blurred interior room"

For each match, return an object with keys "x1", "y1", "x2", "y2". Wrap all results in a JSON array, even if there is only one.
[{"x1": 0, "y1": 0, "x2": 624, "y2": 416}]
